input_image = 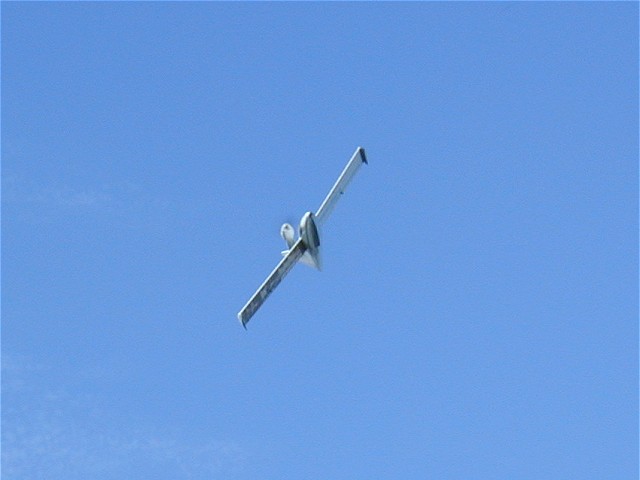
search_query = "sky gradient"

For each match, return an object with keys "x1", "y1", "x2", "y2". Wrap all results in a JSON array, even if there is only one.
[{"x1": 2, "y1": 2, "x2": 638, "y2": 479}]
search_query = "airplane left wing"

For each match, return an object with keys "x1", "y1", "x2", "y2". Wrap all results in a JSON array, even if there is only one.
[{"x1": 237, "y1": 238, "x2": 307, "y2": 328}]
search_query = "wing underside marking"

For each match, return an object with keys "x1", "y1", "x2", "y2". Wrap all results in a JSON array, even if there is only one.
[{"x1": 237, "y1": 238, "x2": 307, "y2": 327}]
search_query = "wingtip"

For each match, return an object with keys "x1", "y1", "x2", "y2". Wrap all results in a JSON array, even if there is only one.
[
  {"x1": 237, "y1": 312, "x2": 248, "y2": 330},
  {"x1": 358, "y1": 146, "x2": 368, "y2": 164}
]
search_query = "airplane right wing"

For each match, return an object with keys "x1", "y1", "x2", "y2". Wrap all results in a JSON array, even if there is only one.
[
  {"x1": 237, "y1": 237, "x2": 307, "y2": 328},
  {"x1": 315, "y1": 147, "x2": 368, "y2": 226}
]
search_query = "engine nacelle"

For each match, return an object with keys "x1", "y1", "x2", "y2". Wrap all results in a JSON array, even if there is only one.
[{"x1": 280, "y1": 223, "x2": 295, "y2": 249}]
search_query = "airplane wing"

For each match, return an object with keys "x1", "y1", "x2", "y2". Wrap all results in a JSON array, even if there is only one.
[
  {"x1": 237, "y1": 238, "x2": 307, "y2": 328},
  {"x1": 315, "y1": 146, "x2": 368, "y2": 226}
]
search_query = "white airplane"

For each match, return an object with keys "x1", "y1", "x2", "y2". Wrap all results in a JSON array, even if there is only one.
[{"x1": 237, "y1": 146, "x2": 368, "y2": 328}]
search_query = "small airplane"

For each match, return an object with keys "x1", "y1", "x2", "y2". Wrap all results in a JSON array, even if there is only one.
[{"x1": 237, "y1": 146, "x2": 368, "y2": 328}]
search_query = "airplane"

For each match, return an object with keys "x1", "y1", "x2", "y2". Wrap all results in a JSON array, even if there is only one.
[{"x1": 237, "y1": 146, "x2": 368, "y2": 328}]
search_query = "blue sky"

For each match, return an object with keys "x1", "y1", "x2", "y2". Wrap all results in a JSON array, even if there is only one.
[{"x1": 2, "y1": 2, "x2": 637, "y2": 479}]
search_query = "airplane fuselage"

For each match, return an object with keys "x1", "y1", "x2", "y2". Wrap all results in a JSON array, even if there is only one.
[{"x1": 299, "y1": 211, "x2": 321, "y2": 270}]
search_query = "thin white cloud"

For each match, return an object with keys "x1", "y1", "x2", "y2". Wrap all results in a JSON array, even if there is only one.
[
  {"x1": 2, "y1": 176, "x2": 174, "y2": 229},
  {"x1": 51, "y1": 189, "x2": 113, "y2": 208},
  {"x1": 2, "y1": 176, "x2": 114, "y2": 210},
  {"x1": 2, "y1": 355, "x2": 244, "y2": 479}
]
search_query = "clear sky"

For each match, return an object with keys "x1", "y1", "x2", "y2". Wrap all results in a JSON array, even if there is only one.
[{"x1": 2, "y1": 2, "x2": 637, "y2": 479}]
